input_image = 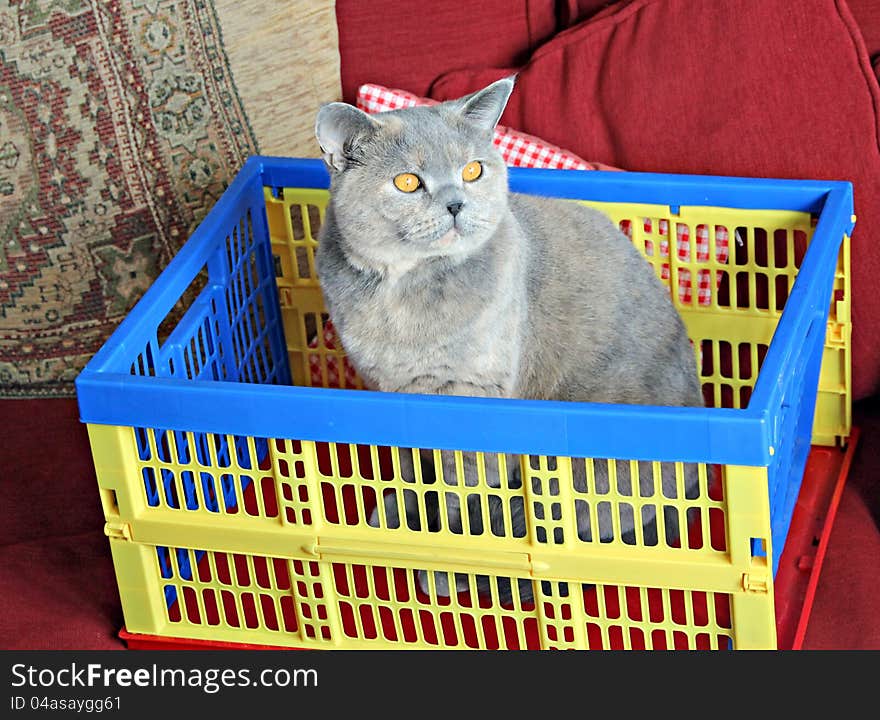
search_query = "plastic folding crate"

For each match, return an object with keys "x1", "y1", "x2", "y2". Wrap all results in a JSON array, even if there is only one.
[{"x1": 76, "y1": 156, "x2": 854, "y2": 650}]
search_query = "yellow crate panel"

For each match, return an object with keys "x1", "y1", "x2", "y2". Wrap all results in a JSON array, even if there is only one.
[{"x1": 123, "y1": 542, "x2": 744, "y2": 650}]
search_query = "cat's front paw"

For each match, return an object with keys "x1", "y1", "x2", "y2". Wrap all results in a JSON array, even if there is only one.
[
  {"x1": 368, "y1": 492, "x2": 401, "y2": 528},
  {"x1": 417, "y1": 569, "x2": 469, "y2": 597},
  {"x1": 369, "y1": 491, "x2": 426, "y2": 530}
]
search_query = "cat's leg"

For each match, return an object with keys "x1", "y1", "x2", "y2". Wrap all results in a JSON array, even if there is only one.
[
  {"x1": 367, "y1": 447, "x2": 437, "y2": 530},
  {"x1": 572, "y1": 457, "x2": 642, "y2": 544},
  {"x1": 367, "y1": 447, "x2": 411, "y2": 529},
  {"x1": 605, "y1": 459, "x2": 661, "y2": 545},
  {"x1": 588, "y1": 458, "x2": 614, "y2": 542},
  {"x1": 416, "y1": 450, "x2": 472, "y2": 597},
  {"x1": 391, "y1": 382, "x2": 523, "y2": 598},
  {"x1": 657, "y1": 459, "x2": 701, "y2": 546},
  {"x1": 571, "y1": 457, "x2": 594, "y2": 542},
  {"x1": 418, "y1": 450, "x2": 522, "y2": 597},
  {"x1": 571, "y1": 457, "x2": 702, "y2": 547},
  {"x1": 418, "y1": 489, "x2": 530, "y2": 599},
  {"x1": 481, "y1": 492, "x2": 534, "y2": 605}
]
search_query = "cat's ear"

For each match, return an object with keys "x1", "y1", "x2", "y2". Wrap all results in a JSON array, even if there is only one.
[
  {"x1": 453, "y1": 75, "x2": 516, "y2": 133},
  {"x1": 315, "y1": 102, "x2": 380, "y2": 172}
]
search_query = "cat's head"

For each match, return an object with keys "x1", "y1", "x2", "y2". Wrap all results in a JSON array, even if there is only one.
[{"x1": 314, "y1": 78, "x2": 515, "y2": 266}]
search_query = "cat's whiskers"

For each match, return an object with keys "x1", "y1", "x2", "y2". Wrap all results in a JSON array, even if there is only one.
[{"x1": 400, "y1": 217, "x2": 452, "y2": 246}]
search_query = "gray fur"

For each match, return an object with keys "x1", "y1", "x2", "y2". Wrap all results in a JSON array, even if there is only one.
[{"x1": 314, "y1": 77, "x2": 703, "y2": 604}]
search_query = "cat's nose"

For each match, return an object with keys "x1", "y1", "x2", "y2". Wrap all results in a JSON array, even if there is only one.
[{"x1": 446, "y1": 201, "x2": 464, "y2": 217}]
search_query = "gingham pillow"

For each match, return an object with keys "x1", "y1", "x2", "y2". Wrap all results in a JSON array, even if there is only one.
[
  {"x1": 309, "y1": 318, "x2": 359, "y2": 389},
  {"x1": 618, "y1": 219, "x2": 732, "y2": 307}
]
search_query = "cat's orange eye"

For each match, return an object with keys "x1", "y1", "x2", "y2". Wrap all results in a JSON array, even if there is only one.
[
  {"x1": 462, "y1": 161, "x2": 483, "y2": 182},
  {"x1": 393, "y1": 173, "x2": 421, "y2": 193}
]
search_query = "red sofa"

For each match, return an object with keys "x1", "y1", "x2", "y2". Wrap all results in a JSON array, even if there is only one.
[
  {"x1": 335, "y1": 0, "x2": 880, "y2": 650},
  {"x1": 2, "y1": 0, "x2": 878, "y2": 650}
]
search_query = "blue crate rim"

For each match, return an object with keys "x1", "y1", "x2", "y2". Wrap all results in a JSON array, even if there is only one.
[{"x1": 75, "y1": 156, "x2": 854, "y2": 468}]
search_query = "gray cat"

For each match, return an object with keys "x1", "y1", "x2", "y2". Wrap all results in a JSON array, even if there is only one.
[{"x1": 314, "y1": 77, "x2": 703, "y2": 604}]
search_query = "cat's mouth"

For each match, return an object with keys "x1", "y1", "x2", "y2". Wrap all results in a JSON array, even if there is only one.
[{"x1": 437, "y1": 227, "x2": 459, "y2": 247}]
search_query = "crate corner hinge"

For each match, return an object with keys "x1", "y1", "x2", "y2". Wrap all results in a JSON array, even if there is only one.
[
  {"x1": 741, "y1": 570, "x2": 770, "y2": 594},
  {"x1": 104, "y1": 520, "x2": 131, "y2": 540}
]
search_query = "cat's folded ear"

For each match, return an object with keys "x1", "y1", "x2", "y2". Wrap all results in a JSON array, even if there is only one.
[
  {"x1": 315, "y1": 102, "x2": 381, "y2": 173},
  {"x1": 452, "y1": 75, "x2": 516, "y2": 135}
]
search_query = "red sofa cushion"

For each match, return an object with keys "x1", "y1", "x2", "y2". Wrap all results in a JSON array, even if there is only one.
[
  {"x1": 847, "y1": 0, "x2": 880, "y2": 62},
  {"x1": 428, "y1": 0, "x2": 880, "y2": 401},
  {"x1": 334, "y1": 0, "x2": 558, "y2": 104},
  {"x1": 557, "y1": 0, "x2": 631, "y2": 26}
]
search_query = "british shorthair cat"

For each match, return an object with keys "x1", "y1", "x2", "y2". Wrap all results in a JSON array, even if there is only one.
[{"x1": 313, "y1": 77, "x2": 703, "y2": 603}]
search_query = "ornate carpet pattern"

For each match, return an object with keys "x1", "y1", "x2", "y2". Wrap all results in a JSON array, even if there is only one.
[{"x1": 0, "y1": 0, "x2": 339, "y2": 397}]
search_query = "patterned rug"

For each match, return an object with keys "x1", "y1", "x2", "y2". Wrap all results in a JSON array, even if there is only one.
[{"x1": 0, "y1": 0, "x2": 339, "y2": 397}]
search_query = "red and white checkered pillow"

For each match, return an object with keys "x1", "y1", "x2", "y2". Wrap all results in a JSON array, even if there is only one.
[
  {"x1": 308, "y1": 318, "x2": 359, "y2": 389},
  {"x1": 308, "y1": 83, "x2": 731, "y2": 386},
  {"x1": 619, "y1": 219, "x2": 732, "y2": 307}
]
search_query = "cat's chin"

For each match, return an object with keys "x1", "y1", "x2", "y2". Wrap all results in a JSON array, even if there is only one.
[
  {"x1": 437, "y1": 228, "x2": 458, "y2": 248},
  {"x1": 432, "y1": 227, "x2": 486, "y2": 257}
]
